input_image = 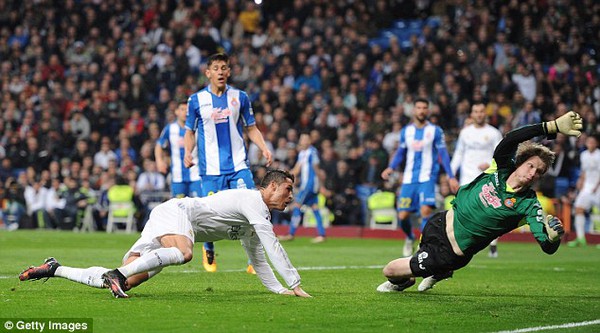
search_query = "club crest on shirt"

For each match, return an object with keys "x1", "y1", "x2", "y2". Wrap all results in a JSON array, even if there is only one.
[
  {"x1": 504, "y1": 198, "x2": 516, "y2": 208},
  {"x1": 230, "y1": 97, "x2": 239, "y2": 107}
]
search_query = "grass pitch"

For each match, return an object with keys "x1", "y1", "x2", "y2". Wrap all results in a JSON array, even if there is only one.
[{"x1": 1, "y1": 230, "x2": 599, "y2": 333}]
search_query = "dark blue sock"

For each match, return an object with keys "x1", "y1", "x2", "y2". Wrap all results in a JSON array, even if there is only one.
[{"x1": 400, "y1": 219, "x2": 414, "y2": 240}]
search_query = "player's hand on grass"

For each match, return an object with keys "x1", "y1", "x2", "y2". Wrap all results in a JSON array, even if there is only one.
[
  {"x1": 544, "y1": 215, "x2": 564, "y2": 243},
  {"x1": 545, "y1": 111, "x2": 583, "y2": 137},
  {"x1": 282, "y1": 286, "x2": 312, "y2": 297},
  {"x1": 292, "y1": 286, "x2": 312, "y2": 298}
]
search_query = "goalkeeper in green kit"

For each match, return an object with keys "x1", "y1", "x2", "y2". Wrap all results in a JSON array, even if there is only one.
[{"x1": 377, "y1": 111, "x2": 583, "y2": 293}]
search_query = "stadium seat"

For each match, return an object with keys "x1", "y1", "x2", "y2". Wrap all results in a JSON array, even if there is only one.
[
  {"x1": 106, "y1": 184, "x2": 136, "y2": 233},
  {"x1": 78, "y1": 205, "x2": 95, "y2": 232},
  {"x1": 367, "y1": 191, "x2": 398, "y2": 230}
]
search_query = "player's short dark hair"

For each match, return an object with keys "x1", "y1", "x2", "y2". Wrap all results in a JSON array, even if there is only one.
[
  {"x1": 259, "y1": 169, "x2": 294, "y2": 188},
  {"x1": 175, "y1": 97, "x2": 188, "y2": 106},
  {"x1": 207, "y1": 53, "x2": 229, "y2": 66},
  {"x1": 515, "y1": 142, "x2": 556, "y2": 173},
  {"x1": 414, "y1": 97, "x2": 430, "y2": 106}
]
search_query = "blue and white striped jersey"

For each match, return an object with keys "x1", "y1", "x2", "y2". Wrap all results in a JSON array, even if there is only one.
[
  {"x1": 297, "y1": 146, "x2": 320, "y2": 193},
  {"x1": 157, "y1": 122, "x2": 200, "y2": 183},
  {"x1": 395, "y1": 122, "x2": 448, "y2": 184},
  {"x1": 185, "y1": 85, "x2": 255, "y2": 176}
]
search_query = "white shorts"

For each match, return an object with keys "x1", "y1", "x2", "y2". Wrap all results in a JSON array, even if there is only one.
[
  {"x1": 122, "y1": 199, "x2": 194, "y2": 262},
  {"x1": 574, "y1": 190, "x2": 600, "y2": 211}
]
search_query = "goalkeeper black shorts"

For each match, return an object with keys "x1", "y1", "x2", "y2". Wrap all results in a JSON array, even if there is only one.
[{"x1": 409, "y1": 211, "x2": 472, "y2": 277}]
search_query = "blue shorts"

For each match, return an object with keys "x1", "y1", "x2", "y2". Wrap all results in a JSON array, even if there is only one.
[
  {"x1": 296, "y1": 188, "x2": 319, "y2": 206},
  {"x1": 201, "y1": 169, "x2": 255, "y2": 196},
  {"x1": 397, "y1": 181, "x2": 436, "y2": 213},
  {"x1": 171, "y1": 181, "x2": 202, "y2": 198}
]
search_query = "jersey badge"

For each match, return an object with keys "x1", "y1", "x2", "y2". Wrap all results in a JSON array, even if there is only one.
[{"x1": 504, "y1": 198, "x2": 516, "y2": 208}]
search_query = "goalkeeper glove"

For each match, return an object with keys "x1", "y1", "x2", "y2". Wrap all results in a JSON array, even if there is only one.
[
  {"x1": 544, "y1": 215, "x2": 564, "y2": 243},
  {"x1": 544, "y1": 111, "x2": 583, "y2": 137}
]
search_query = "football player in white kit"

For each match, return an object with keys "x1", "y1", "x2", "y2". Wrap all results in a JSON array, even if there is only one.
[
  {"x1": 569, "y1": 135, "x2": 600, "y2": 247},
  {"x1": 19, "y1": 170, "x2": 311, "y2": 298},
  {"x1": 451, "y1": 103, "x2": 503, "y2": 257}
]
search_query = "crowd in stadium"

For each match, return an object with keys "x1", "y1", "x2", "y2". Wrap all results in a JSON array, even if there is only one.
[{"x1": 0, "y1": 0, "x2": 599, "y2": 232}]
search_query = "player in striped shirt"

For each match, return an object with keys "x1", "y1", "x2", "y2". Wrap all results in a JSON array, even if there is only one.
[
  {"x1": 279, "y1": 133, "x2": 326, "y2": 243},
  {"x1": 155, "y1": 98, "x2": 202, "y2": 199},
  {"x1": 184, "y1": 53, "x2": 272, "y2": 273},
  {"x1": 381, "y1": 98, "x2": 460, "y2": 257}
]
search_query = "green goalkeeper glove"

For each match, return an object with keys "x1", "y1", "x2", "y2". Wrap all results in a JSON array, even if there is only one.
[
  {"x1": 544, "y1": 215, "x2": 564, "y2": 243},
  {"x1": 544, "y1": 111, "x2": 583, "y2": 137}
]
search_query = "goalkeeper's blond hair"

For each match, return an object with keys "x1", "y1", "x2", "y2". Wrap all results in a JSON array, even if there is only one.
[{"x1": 515, "y1": 142, "x2": 556, "y2": 174}]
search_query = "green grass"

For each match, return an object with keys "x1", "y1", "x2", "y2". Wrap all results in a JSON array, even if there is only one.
[{"x1": 1, "y1": 230, "x2": 599, "y2": 333}]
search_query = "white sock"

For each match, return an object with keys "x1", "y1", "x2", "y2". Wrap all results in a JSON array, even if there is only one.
[
  {"x1": 489, "y1": 238, "x2": 498, "y2": 246},
  {"x1": 117, "y1": 247, "x2": 184, "y2": 278},
  {"x1": 575, "y1": 214, "x2": 586, "y2": 240},
  {"x1": 54, "y1": 266, "x2": 108, "y2": 288}
]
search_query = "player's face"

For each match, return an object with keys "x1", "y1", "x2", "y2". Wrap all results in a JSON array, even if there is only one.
[
  {"x1": 514, "y1": 156, "x2": 547, "y2": 188},
  {"x1": 471, "y1": 104, "x2": 486, "y2": 126},
  {"x1": 298, "y1": 134, "x2": 311, "y2": 150},
  {"x1": 175, "y1": 103, "x2": 187, "y2": 122},
  {"x1": 206, "y1": 60, "x2": 230, "y2": 91},
  {"x1": 414, "y1": 101, "x2": 429, "y2": 123},
  {"x1": 268, "y1": 178, "x2": 294, "y2": 211}
]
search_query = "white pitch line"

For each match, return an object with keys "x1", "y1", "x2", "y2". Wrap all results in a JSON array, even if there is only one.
[
  {"x1": 181, "y1": 264, "x2": 384, "y2": 274},
  {"x1": 492, "y1": 319, "x2": 600, "y2": 333}
]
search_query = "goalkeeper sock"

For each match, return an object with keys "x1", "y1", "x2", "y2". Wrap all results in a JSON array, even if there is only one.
[
  {"x1": 54, "y1": 266, "x2": 108, "y2": 288},
  {"x1": 117, "y1": 247, "x2": 184, "y2": 278},
  {"x1": 574, "y1": 214, "x2": 586, "y2": 241},
  {"x1": 400, "y1": 218, "x2": 414, "y2": 240}
]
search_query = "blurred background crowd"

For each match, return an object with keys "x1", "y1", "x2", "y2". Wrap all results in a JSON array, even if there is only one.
[{"x1": 0, "y1": 0, "x2": 599, "y2": 231}]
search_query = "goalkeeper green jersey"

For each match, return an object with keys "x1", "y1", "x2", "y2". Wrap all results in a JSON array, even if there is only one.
[{"x1": 450, "y1": 123, "x2": 555, "y2": 256}]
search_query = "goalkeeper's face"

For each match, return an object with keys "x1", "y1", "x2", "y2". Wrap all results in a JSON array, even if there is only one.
[{"x1": 513, "y1": 156, "x2": 547, "y2": 188}]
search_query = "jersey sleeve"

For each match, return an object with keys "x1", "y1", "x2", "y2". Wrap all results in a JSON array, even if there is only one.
[
  {"x1": 185, "y1": 95, "x2": 198, "y2": 131},
  {"x1": 240, "y1": 195, "x2": 301, "y2": 289},
  {"x1": 493, "y1": 123, "x2": 546, "y2": 169},
  {"x1": 240, "y1": 234, "x2": 288, "y2": 294},
  {"x1": 239, "y1": 91, "x2": 256, "y2": 127},
  {"x1": 435, "y1": 126, "x2": 454, "y2": 178},
  {"x1": 389, "y1": 129, "x2": 407, "y2": 170},
  {"x1": 450, "y1": 131, "x2": 465, "y2": 175},
  {"x1": 157, "y1": 125, "x2": 169, "y2": 148},
  {"x1": 524, "y1": 197, "x2": 561, "y2": 254}
]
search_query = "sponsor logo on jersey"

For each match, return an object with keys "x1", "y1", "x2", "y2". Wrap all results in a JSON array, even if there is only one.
[
  {"x1": 479, "y1": 182, "x2": 502, "y2": 208},
  {"x1": 504, "y1": 198, "x2": 516, "y2": 208},
  {"x1": 211, "y1": 107, "x2": 231, "y2": 124}
]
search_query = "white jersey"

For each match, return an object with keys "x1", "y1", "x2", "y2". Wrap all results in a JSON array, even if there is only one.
[
  {"x1": 144, "y1": 189, "x2": 300, "y2": 293},
  {"x1": 579, "y1": 149, "x2": 600, "y2": 192},
  {"x1": 451, "y1": 124, "x2": 503, "y2": 185}
]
